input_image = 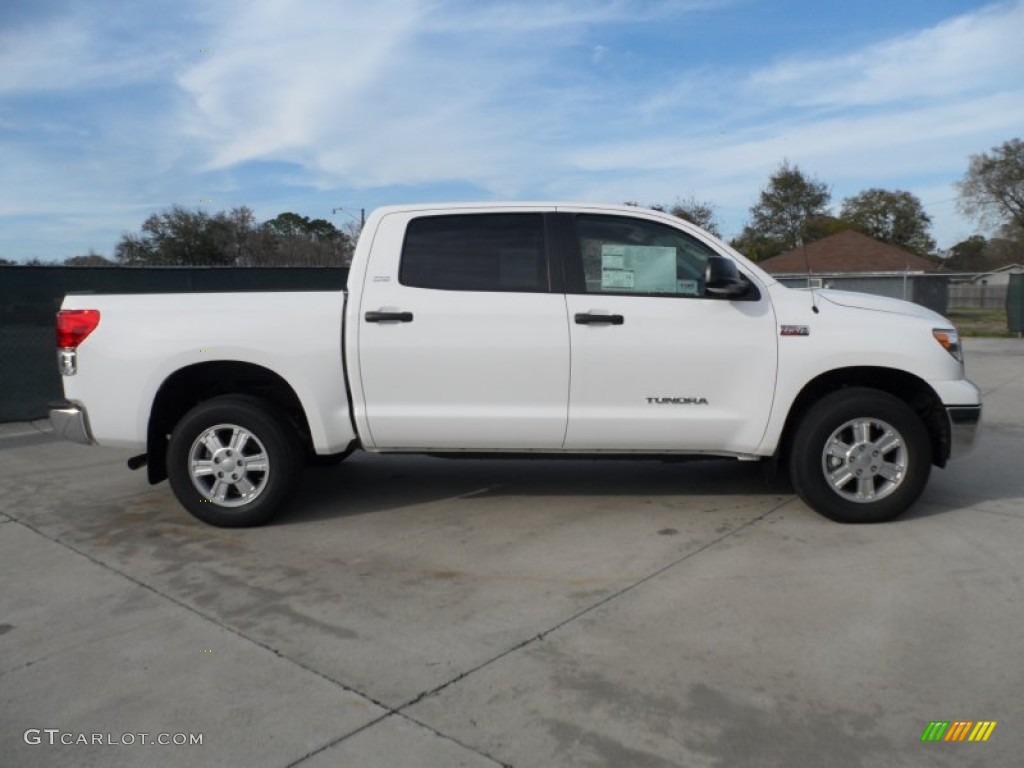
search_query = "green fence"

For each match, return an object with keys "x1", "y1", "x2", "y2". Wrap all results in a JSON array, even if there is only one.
[
  {"x1": 0, "y1": 266, "x2": 347, "y2": 423},
  {"x1": 1008, "y1": 273, "x2": 1024, "y2": 336}
]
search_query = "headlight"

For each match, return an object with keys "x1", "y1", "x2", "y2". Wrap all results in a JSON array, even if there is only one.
[{"x1": 933, "y1": 328, "x2": 962, "y2": 363}]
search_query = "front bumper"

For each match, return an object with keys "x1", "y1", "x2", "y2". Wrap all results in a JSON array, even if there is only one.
[
  {"x1": 946, "y1": 405, "x2": 981, "y2": 460},
  {"x1": 49, "y1": 401, "x2": 95, "y2": 445}
]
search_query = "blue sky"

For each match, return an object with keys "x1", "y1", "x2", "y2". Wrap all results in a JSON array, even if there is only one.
[{"x1": 1, "y1": 0, "x2": 1022, "y2": 262}]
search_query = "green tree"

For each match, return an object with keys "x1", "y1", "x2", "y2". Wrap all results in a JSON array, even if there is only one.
[
  {"x1": 210, "y1": 207, "x2": 261, "y2": 265},
  {"x1": 728, "y1": 230, "x2": 780, "y2": 263},
  {"x1": 802, "y1": 214, "x2": 850, "y2": 243},
  {"x1": 64, "y1": 250, "x2": 113, "y2": 266},
  {"x1": 957, "y1": 138, "x2": 1024, "y2": 233},
  {"x1": 666, "y1": 197, "x2": 721, "y2": 237},
  {"x1": 262, "y1": 212, "x2": 351, "y2": 266},
  {"x1": 115, "y1": 206, "x2": 262, "y2": 266},
  {"x1": 839, "y1": 188, "x2": 936, "y2": 255},
  {"x1": 984, "y1": 235, "x2": 1024, "y2": 268},
  {"x1": 944, "y1": 235, "x2": 989, "y2": 272},
  {"x1": 264, "y1": 212, "x2": 313, "y2": 239},
  {"x1": 114, "y1": 205, "x2": 355, "y2": 267},
  {"x1": 734, "y1": 161, "x2": 831, "y2": 260},
  {"x1": 626, "y1": 198, "x2": 722, "y2": 237},
  {"x1": 116, "y1": 206, "x2": 225, "y2": 265}
]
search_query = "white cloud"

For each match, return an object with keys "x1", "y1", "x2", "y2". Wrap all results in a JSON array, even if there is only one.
[
  {"x1": 423, "y1": 0, "x2": 724, "y2": 33},
  {"x1": 175, "y1": 0, "x2": 657, "y2": 186},
  {"x1": 1, "y1": 0, "x2": 1020, "y2": 259},
  {"x1": 570, "y1": 91, "x2": 1024, "y2": 177},
  {"x1": 0, "y1": 8, "x2": 184, "y2": 93},
  {"x1": 746, "y1": 1, "x2": 1024, "y2": 108},
  {"x1": 175, "y1": 0, "x2": 1024, "y2": 203},
  {"x1": 0, "y1": 18, "x2": 91, "y2": 92}
]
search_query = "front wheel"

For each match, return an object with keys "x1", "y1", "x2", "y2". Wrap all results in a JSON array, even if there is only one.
[
  {"x1": 789, "y1": 388, "x2": 931, "y2": 524},
  {"x1": 167, "y1": 396, "x2": 303, "y2": 527}
]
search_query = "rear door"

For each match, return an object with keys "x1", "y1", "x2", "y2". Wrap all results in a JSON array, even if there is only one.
[
  {"x1": 355, "y1": 209, "x2": 571, "y2": 450},
  {"x1": 560, "y1": 210, "x2": 778, "y2": 454}
]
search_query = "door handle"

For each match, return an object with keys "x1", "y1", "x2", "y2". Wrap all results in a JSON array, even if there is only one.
[
  {"x1": 574, "y1": 313, "x2": 624, "y2": 325},
  {"x1": 365, "y1": 310, "x2": 414, "y2": 323}
]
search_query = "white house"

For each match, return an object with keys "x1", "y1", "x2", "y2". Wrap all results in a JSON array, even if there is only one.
[{"x1": 970, "y1": 264, "x2": 1024, "y2": 287}]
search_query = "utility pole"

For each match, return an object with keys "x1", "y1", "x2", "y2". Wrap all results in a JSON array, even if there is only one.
[
  {"x1": 332, "y1": 207, "x2": 365, "y2": 228},
  {"x1": 331, "y1": 207, "x2": 365, "y2": 269}
]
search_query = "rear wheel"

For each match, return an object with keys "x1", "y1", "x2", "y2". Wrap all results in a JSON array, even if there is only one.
[
  {"x1": 167, "y1": 396, "x2": 303, "y2": 527},
  {"x1": 789, "y1": 388, "x2": 931, "y2": 523}
]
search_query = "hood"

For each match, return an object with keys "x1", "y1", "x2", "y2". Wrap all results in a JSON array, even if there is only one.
[{"x1": 816, "y1": 289, "x2": 949, "y2": 324}]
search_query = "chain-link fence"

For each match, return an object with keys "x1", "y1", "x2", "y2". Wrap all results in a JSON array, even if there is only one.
[
  {"x1": 774, "y1": 272, "x2": 951, "y2": 314},
  {"x1": 0, "y1": 266, "x2": 347, "y2": 423},
  {"x1": 774, "y1": 270, "x2": 1024, "y2": 314}
]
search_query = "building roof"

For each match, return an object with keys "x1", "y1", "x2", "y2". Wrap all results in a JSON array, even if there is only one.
[
  {"x1": 968, "y1": 263, "x2": 1024, "y2": 283},
  {"x1": 981, "y1": 263, "x2": 1024, "y2": 275},
  {"x1": 759, "y1": 230, "x2": 940, "y2": 275}
]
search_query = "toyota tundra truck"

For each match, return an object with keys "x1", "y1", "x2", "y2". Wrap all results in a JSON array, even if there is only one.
[{"x1": 49, "y1": 203, "x2": 982, "y2": 527}]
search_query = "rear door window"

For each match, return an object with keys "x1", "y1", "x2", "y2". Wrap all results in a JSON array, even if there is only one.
[{"x1": 400, "y1": 213, "x2": 549, "y2": 292}]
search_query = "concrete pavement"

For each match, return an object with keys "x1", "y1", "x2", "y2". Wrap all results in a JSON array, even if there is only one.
[{"x1": 1, "y1": 339, "x2": 1022, "y2": 767}]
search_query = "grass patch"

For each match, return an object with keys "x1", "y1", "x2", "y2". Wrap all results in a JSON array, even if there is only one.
[{"x1": 947, "y1": 307, "x2": 1014, "y2": 338}]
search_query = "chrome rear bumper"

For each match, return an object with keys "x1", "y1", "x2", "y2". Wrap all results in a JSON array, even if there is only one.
[
  {"x1": 49, "y1": 401, "x2": 95, "y2": 445},
  {"x1": 947, "y1": 405, "x2": 981, "y2": 460}
]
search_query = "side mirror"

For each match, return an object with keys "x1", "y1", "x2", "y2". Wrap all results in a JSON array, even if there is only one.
[{"x1": 704, "y1": 256, "x2": 750, "y2": 299}]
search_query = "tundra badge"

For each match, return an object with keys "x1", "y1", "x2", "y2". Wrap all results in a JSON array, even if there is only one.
[{"x1": 646, "y1": 397, "x2": 709, "y2": 405}]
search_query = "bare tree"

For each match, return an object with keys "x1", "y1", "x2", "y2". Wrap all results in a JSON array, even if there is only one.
[{"x1": 957, "y1": 138, "x2": 1024, "y2": 234}]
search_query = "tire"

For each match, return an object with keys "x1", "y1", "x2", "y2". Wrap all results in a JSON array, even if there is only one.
[
  {"x1": 167, "y1": 395, "x2": 303, "y2": 527},
  {"x1": 789, "y1": 387, "x2": 931, "y2": 524}
]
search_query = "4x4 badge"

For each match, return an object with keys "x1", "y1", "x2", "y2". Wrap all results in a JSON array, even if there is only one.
[{"x1": 780, "y1": 325, "x2": 810, "y2": 336}]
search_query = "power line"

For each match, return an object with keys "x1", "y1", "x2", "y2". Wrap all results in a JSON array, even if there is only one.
[
  {"x1": 921, "y1": 196, "x2": 1005, "y2": 209},
  {"x1": 920, "y1": 196, "x2": 959, "y2": 207}
]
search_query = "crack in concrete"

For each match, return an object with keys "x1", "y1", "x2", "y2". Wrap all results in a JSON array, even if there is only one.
[
  {"x1": 395, "y1": 498, "x2": 795, "y2": 718},
  {"x1": 5, "y1": 493, "x2": 794, "y2": 768},
  {"x1": 5, "y1": 513, "x2": 513, "y2": 768},
  {"x1": 284, "y1": 712, "x2": 511, "y2": 768}
]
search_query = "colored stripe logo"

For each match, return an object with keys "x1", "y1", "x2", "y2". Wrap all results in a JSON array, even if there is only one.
[{"x1": 921, "y1": 721, "x2": 997, "y2": 742}]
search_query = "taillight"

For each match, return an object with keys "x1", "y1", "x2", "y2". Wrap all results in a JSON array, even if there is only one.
[{"x1": 56, "y1": 309, "x2": 101, "y2": 348}]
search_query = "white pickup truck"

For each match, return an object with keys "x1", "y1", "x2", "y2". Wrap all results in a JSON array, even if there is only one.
[{"x1": 50, "y1": 203, "x2": 981, "y2": 527}]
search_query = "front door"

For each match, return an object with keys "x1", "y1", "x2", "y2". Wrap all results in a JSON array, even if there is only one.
[{"x1": 560, "y1": 211, "x2": 778, "y2": 454}]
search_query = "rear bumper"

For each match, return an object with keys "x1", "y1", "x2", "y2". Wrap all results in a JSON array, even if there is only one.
[
  {"x1": 48, "y1": 401, "x2": 95, "y2": 445},
  {"x1": 946, "y1": 405, "x2": 981, "y2": 460}
]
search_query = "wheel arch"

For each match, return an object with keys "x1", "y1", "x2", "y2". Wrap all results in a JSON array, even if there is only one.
[
  {"x1": 778, "y1": 367, "x2": 950, "y2": 470},
  {"x1": 146, "y1": 361, "x2": 313, "y2": 484}
]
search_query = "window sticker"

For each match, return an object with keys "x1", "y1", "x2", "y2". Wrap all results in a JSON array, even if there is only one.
[
  {"x1": 602, "y1": 252, "x2": 625, "y2": 270},
  {"x1": 602, "y1": 268, "x2": 635, "y2": 290},
  {"x1": 600, "y1": 244, "x2": 677, "y2": 293},
  {"x1": 676, "y1": 278, "x2": 699, "y2": 296}
]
